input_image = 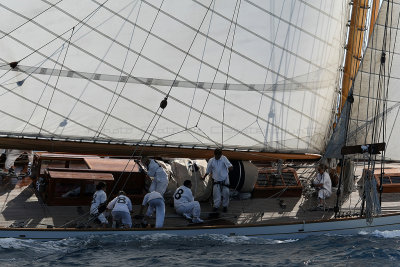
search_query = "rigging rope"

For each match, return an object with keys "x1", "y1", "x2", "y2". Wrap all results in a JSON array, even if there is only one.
[
  {"x1": 13, "y1": 1, "x2": 269, "y2": 146},
  {"x1": 1, "y1": 32, "x2": 319, "y2": 150},
  {"x1": 163, "y1": 0, "x2": 215, "y2": 101},
  {"x1": 93, "y1": 0, "x2": 162, "y2": 138},
  {"x1": 185, "y1": 0, "x2": 216, "y2": 129},
  {"x1": 1, "y1": 0, "x2": 331, "y2": 151},
  {"x1": 21, "y1": 44, "x2": 66, "y2": 134},
  {"x1": 363, "y1": 169, "x2": 381, "y2": 224},
  {"x1": 57, "y1": 0, "x2": 141, "y2": 137},
  {"x1": 0, "y1": 61, "x2": 167, "y2": 142},
  {"x1": 0, "y1": 0, "x2": 64, "y2": 41},
  {"x1": 39, "y1": 27, "x2": 75, "y2": 135},
  {"x1": 0, "y1": 0, "x2": 110, "y2": 64},
  {"x1": 93, "y1": 1, "x2": 142, "y2": 139},
  {"x1": 222, "y1": 0, "x2": 242, "y2": 147}
]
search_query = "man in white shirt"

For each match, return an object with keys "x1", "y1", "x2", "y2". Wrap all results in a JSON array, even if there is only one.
[
  {"x1": 313, "y1": 164, "x2": 332, "y2": 207},
  {"x1": 90, "y1": 182, "x2": 108, "y2": 227},
  {"x1": 139, "y1": 191, "x2": 165, "y2": 228},
  {"x1": 107, "y1": 191, "x2": 133, "y2": 228},
  {"x1": 4, "y1": 149, "x2": 33, "y2": 176},
  {"x1": 202, "y1": 148, "x2": 233, "y2": 212},
  {"x1": 141, "y1": 157, "x2": 168, "y2": 195},
  {"x1": 174, "y1": 180, "x2": 204, "y2": 224}
]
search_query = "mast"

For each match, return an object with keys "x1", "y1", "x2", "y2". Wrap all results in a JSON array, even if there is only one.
[
  {"x1": 334, "y1": 0, "x2": 381, "y2": 217},
  {"x1": 340, "y1": 0, "x2": 369, "y2": 113},
  {"x1": 369, "y1": 0, "x2": 380, "y2": 39}
]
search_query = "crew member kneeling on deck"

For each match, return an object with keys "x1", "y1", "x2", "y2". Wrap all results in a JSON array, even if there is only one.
[
  {"x1": 313, "y1": 164, "x2": 332, "y2": 207},
  {"x1": 107, "y1": 191, "x2": 133, "y2": 228},
  {"x1": 141, "y1": 157, "x2": 168, "y2": 195},
  {"x1": 90, "y1": 182, "x2": 108, "y2": 227},
  {"x1": 202, "y1": 148, "x2": 233, "y2": 212},
  {"x1": 174, "y1": 180, "x2": 204, "y2": 224},
  {"x1": 140, "y1": 191, "x2": 165, "y2": 228}
]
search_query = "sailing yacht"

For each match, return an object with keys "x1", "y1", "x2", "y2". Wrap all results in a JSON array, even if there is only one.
[{"x1": 0, "y1": 0, "x2": 399, "y2": 240}]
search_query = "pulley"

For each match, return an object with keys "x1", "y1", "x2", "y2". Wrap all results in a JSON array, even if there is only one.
[
  {"x1": 381, "y1": 52, "x2": 386, "y2": 64},
  {"x1": 160, "y1": 97, "x2": 168, "y2": 109},
  {"x1": 9, "y1": 61, "x2": 18, "y2": 69},
  {"x1": 347, "y1": 94, "x2": 354, "y2": 103},
  {"x1": 16, "y1": 79, "x2": 25, "y2": 86}
]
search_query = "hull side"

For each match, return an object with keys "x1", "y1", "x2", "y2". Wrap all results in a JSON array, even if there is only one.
[{"x1": 1, "y1": 214, "x2": 400, "y2": 241}]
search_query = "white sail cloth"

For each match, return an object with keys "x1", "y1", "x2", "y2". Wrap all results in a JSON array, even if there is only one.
[
  {"x1": 0, "y1": 0, "x2": 348, "y2": 154},
  {"x1": 170, "y1": 158, "x2": 211, "y2": 201}
]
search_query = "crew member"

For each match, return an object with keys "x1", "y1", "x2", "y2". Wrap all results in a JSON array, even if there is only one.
[
  {"x1": 202, "y1": 148, "x2": 233, "y2": 212},
  {"x1": 174, "y1": 180, "x2": 203, "y2": 223},
  {"x1": 139, "y1": 191, "x2": 165, "y2": 228},
  {"x1": 90, "y1": 182, "x2": 108, "y2": 227},
  {"x1": 141, "y1": 157, "x2": 168, "y2": 195},
  {"x1": 4, "y1": 149, "x2": 33, "y2": 176},
  {"x1": 107, "y1": 191, "x2": 133, "y2": 228},
  {"x1": 313, "y1": 164, "x2": 332, "y2": 208}
]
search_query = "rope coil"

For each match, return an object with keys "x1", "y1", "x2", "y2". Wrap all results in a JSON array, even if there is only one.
[{"x1": 363, "y1": 169, "x2": 381, "y2": 224}]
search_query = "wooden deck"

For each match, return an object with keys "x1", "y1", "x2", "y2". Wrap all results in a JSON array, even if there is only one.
[{"x1": 0, "y1": 162, "x2": 399, "y2": 229}]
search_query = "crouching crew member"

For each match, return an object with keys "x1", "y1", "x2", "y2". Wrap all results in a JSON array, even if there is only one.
[
  {"x1": 90, "y1": 182, "x2": 108, "y2": 227},
  {"x1": 141, "y1": 157, "x2": 168, "y2": 195},
  {"x1": 107, "y1": 191, "x2": 133, "y2": 228},
  {"x1": 202, "y1": 148, "x2": 233, "y2": 212},
  {"x1": 313, "y1": 164, "x2": 332, "y2": 208},
  {"x1": 174, "y1": 180, "x2": 203, "y2": 223},
  {"x1": 140, "y1": 191, "x2": 165, "y2": 228}
]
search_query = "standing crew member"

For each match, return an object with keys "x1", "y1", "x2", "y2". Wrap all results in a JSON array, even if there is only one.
[
  {"x1": 202, "y1": 148, "x2": 233, "y2": 212},
  {"x1": 90, "y1": 182, "x2": 108, "y2": 227},
  {"x1": 139, "y1": 191, "x2": 165, "y2": 228},
  {"x1": 107, "y1": 191, "x2": 133, "y2": 228},
  {"x1": 174, "y1": 180, "x2": 204, "y2": 223},
  {"x1": 313, "y1": 164, "x2": 332, "y2": 208},
  {"x1": 141, "y1": 157, "x2": 168, "y2": 195}
]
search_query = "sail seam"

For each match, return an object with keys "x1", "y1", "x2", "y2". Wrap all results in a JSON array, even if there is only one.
[
  {"x1": 140, "y1": 0, "x2": 326, "y2": 82},
  {"x1": 35, "y1": 0, "x2": 327, "y2": 129}
]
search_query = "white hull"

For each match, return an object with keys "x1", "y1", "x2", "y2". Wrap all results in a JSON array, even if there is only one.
[{"x1": 2, "y1": 214, "x2": 400, "y2": 241}]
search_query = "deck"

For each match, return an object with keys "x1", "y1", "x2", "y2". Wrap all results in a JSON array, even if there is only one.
[{"x1": 0, "y1": 162, "x2": 399, "y2": 229}]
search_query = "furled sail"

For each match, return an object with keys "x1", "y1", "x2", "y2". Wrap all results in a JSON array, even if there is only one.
[
  {"x1": 326, "y1": 0, "x2": 400, "y2": 160},
  {"x1": 0, "y1": 0, "x2": 348, "y2": 154}
]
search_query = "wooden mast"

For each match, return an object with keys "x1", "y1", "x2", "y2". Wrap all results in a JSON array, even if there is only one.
[
  {"x1": 339, "y1": 0, "x2": 380, "y2": 114},
  {"x1": 340, "y1": 0, "x2": 369, "y2": 112},
  {"x1": 369, "y1": 0, "x2": 380, "y2": 38}
]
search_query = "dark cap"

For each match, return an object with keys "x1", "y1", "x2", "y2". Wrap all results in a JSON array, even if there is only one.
[
  {"x1": 96, "y1": 182, "x2": 106, "y2": 190},
  {"x1": 214, "y1": 148, "x2": 222, "y2": 156}
]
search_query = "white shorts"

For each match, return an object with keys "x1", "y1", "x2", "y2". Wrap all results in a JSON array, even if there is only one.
[{"x1": 318, "y1": 189, "x2": 331, "y2": 200}]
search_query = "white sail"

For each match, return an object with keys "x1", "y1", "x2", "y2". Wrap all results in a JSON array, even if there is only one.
[
  {"x1": 0, "y1": 0, "x2": 348, "y2": 153},
  {"x1": 328, "y1": 0, "x2": 400, "y2": 160}
]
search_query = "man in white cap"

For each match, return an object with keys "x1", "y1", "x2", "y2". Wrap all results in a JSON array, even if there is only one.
[
  {"x1": 202, "y1": 148, "x2": 233, "y2": 212},
  {"x1": 174, "y1": 180, "x2": 203, "y2": 224},
  {"x1": 141, "y1": 157, "x2": 168, "y2": 195},
  {"x1": 107, "y1": 191, "x2": 133, "y2": 228}
]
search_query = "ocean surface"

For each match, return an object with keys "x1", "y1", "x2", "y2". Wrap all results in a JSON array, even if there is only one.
[{"x1": 1, "y1": 230, "x2": 400, "y2": 266}]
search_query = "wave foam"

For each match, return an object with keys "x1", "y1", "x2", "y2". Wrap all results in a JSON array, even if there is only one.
[{"x1": 359, "y1": 230, "x2": 400, "y2": 238}]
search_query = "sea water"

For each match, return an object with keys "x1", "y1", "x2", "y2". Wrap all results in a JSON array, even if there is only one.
[{"x1": 1, "y1": 231, "x2": 400, "y2": 266}]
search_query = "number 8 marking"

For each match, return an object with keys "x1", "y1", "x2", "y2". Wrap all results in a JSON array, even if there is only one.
[{"x1": 174, "y1": 189, "x2": 184, "y2": 200}]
